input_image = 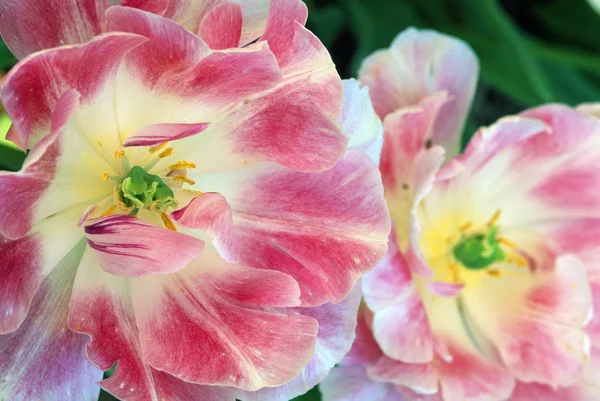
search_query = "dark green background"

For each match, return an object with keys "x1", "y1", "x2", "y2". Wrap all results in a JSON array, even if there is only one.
[{"x1": 0, "y1": 0, "x2": 598, "y2": 399}]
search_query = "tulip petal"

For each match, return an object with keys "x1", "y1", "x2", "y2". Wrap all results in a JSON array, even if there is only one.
[
  {"x1": 367, "y1": 356, "x2": 438, "y2": 395},
  {"x1": 260, "y1": 0, "x2": 308, "y2": 66},
  {"x1": 320, "y1": 366, "x2": 405, "y2": 401},
  {"x1": 152, "y1": 370, "x2": 237, "y2": 401},
  {"x1": 1, "y1": 33, "x2": 146, "y2": 150},
  {"x1": 84, "y1": 214, "x2": 204, "y2": 277},
  {"x1": 239, "y1": 286, "x2": 362, "y2": 401},
  {"x1": 194, "y1": 150, "x2": 390, "y2": 306},
  {"x1": 0, "y1": 242, "x2": 102, "y2": 400},
  {"x1": 359, "y1": 27, "x2": 478, "y2": 158},
  {"x1": 0, "y1": 0, "x2": 109, "y2": 59},
  {"x1": 131, "y1": 244, "x2": 318, "y2": 390},
  {"x1": 123, "y1": 122, "x2": 210, "y2": 147},
  {"x1": 171, "y1": 192, "x2": 237, "y2": 263},
  {"x1": 510, "y1": 382, "x2": 597, "y2": 401},
  {"x1": 121, "y1": 0, "x2": 170, "y2": 15},
  {"x1": 340, "y1": 79, "x2": 384, "y2": 165},
  {"x1": 198, "y1": 2, "x2": 243, "y2": 50}
]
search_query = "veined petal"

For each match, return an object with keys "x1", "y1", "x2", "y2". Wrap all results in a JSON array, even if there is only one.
[
  {"x1": 69, "y1": 246, "x2": 158, "y2": 401},
  {"x1": 320, "y1": 366, "x2": 405, "y2": 401},
  {"x1": 152, "y1": 370, "x2": 237, "y2": 401},
  {"x1": 0, "y1": 0, "x2": 109, "y2": 59},
  {"x1": 84, "y1": 214, "x2": 204, "y2": 277},
  {"x1": 1, "y1": 33, "x2": 146, "y2": 151},
  {"x1": 340, "y1": 79, "x2": 384, "y2": 165},
  {"x1": 359, "y1": 27, "x2": 478, "y2": 158},
  {"x1": 239, "y1": 286, "x2": 361, "y2": 401},
  {"x1": 366, "y1": 356, "x2": 438, "y2": 395},
  {"x1": 260, "y1": 0, "x2": 307, "y2": 67},
  {"x1": 198, "y1": 2, "x2": 243, "y2": 50},
  {"x1": 194, "y1": 150, "x2": 390, "y2": 306},
  {"x1": 171, "y1": 192, "x2": 237, "y2": 263},
  {"x1": 121, "y1": 0, "x2": 170, "y2": 15},
  {"x1": 0, "y1": 242, "x2": 103, "y2": 400},
  {"x1": 0, "y1": 204, "x2": 87, "y2": 333},
  {"x1": 510, "y1": 382, "x2": 598, "y2": 401},
  {"x1": 131, "y1": 244, "x2": 318, "y2": 390}
]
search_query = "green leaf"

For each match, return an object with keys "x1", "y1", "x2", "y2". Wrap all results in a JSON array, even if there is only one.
[
  {"x1": 293, "y1": 385, "x2": 321, "y2": 401},
  {"x1": 307, "y1": 5, "x2": 345, "y2": 48},
  {"x1": 0, "y1": 39, "x2": 17, "y2": 70}
]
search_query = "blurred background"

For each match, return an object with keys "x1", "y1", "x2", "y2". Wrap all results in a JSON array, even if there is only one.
[{"x1": 0, "y1": 0, "x2": 599, "y2": 399}]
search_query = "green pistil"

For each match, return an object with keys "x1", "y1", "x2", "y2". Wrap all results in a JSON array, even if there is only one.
[
  {"x1": 120, "y1": 166, "x2": 177, "y2": 214},
  {"x1": 452, "y1": 226, "x2": 505, "y2": 270}
]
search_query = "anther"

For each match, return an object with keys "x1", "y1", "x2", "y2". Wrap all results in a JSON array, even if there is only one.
[
  {"x1": 101, "y1": 173, "x2": 110, "y2": 182},
  {"x1": 497, "y1": 237, "x2": 517, "y2": 250},
  {"x1": 487, "y1": 209, "x2": 502, "y2": 227},
  {"x1": 100, "y1": 205, "x2": 116, "y2": 217},
  {"x1": 114, "y1": 150, "x2": 125, "y2": 159},
  {"x1": 459, "y1": 221, "x2": 473, "y2": 232},
  {"x1": 169, "y1": 161, "x2": 197, "y2": 170},
  {"x1": 173, "y1": 174, "x2": 196, "y2": 185},
  {"x1": 149, "y1": 142, "x2": 168, "y2": 153},
  {"x1": 161, "y1": 212, "x2": 177, "y2": 231},
  {"x1": 158, "y1": 147, "x2": 174, "y2": 158}
]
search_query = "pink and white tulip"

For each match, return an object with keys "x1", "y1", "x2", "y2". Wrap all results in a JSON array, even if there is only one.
[
  {"x1": 0, "y1": 1, "x2": 390, "y2": 400},
  {"x1": 322, "y1": 28, "x2": 600, "y2": 401}
]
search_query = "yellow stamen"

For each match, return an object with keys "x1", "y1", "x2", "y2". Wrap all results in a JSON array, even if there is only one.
[
  {"x1": 498, "y1": 237, "x2": 518, "y2": 250},
  {"x1": 114, "y1": 150, "x2": 125, "y2": 159},
  {"x1": 149, "y1": 142, "x2": 168, "y2": 153},
  {"x1": 161, "y1": 212, "x2": 177, "y2": 231},
  {"x1": 100, "y1": 205, "x2": 116, "y2": 217},
  {"x1": 459, "y1": 221, "x2": 473, "y2": 232},
  {"x1": 487, "y1": 268, "x2": 501, "y2": 277},
  {"x1": 487, "y1": 209, "x2": 502, "y2": 227},
  {"x1": 101, "y1": 173, "x2": 110, "y2": 182},
  {"x1": 173, "y1": 174, "x2": 196, "y2": 185},
  {"x1": 449, "y1": 263, "x2": 460, "y2": 283},
  {"x1": 169, "y1": 161, "x2": 197, "y2": 170},
  {"x1": 158, "y1": 147, "x2": 174, "y2": 158}
]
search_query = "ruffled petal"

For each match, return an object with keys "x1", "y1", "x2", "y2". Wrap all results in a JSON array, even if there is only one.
[
  {"x1": 359, "y1": 27, "x2": 478, "y2": 158},
  {"x1": 340, "y1": 79, "x2": 384, "y2": 165},
  {"x1": 0, "y1": 0, "x2": 109, "y2": 59},
  {"x1": 130, "y1": 243, "x2": 318, "y2": 390},
  {"x1": 260, "y1": 0, "x2": 307, "y2": 67},
  {"x1": 363, "y1": 234, "x2": 434, "y2": 363},
  {"x1": 194, "y1": 150, "x2": 390, "y2": 306},
  {"x1": 198, "y1": 2, "x2": 243, "y2": 50},
  {"x1": 239, "y1": 286, "x2": 362, "y2": 401},
  {"x1": 0, "y1": 242, "x2": 103, "y2": 400},
  {"x1": 84, "y1": 214, "x2": 204, "y2": 277},
  {"x1": 1, "y1": 33, "x2": 146, "y2": 150},
  {"x1": 171, "y1": 192, "x2": 237, "y2": 263}
]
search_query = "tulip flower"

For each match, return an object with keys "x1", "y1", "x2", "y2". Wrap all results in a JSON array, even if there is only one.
[
  {"x1": 0, "y1": 1, "x2": 390, "y2": 400},
  {"x1": 322, "y1": 28, "x2": 600, "y2": 401}
]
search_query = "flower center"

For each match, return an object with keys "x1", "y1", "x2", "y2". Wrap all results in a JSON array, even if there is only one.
[
  {"x1": 452, "y1": 225, "x2": 505, "y2": 270},
  {"x1": 120, "y1": 165, "x2": 177, "y2": 215}
]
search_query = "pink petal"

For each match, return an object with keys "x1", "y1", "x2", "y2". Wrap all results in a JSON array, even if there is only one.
[
  {"x1": 366, "y1": 356, "x2": 438, "y2": 395},
  {"x1": 341, "y1": 306, "x2": 383, "y2": 367},
  {"x1": 0, "y1": 243, "x2": 103, "y2": 400},
  {"x1": 121, "y1": 0, "x2": 170, "y2": 15},
  {"x1": 153, "y1": 370, "x2": 237, "y2": 401},
  {"x1": 196, "y1": 150, "x2": 390, "y2": 306},
  {"x1": 171, "y1": 192, "x2": 237, "y2": 263},
  {"x1": 239, "y1": 286, "x2": 362, "y2": 401},
  {"x1": 437, "y1": 342, "x2": 515, "y2": 401},
  {"x1": 123, "y1": 122, "x2": 210, "y2": 147},
  {"x1": 130, "y1": 244, "x2": 318, "y2": 390},
  {"x1": 0, "y1": 203, "x2": 86, "y2": 333},
  {"x1": 198, "y1": 2, "x2": 243, "y2": 50},
  {"x1": 340, "y1": 79, "x2": 384, "y2": 165},
  {"x1": 260, "y1": 0, "x2": 308, "y2": 66},
  {"x1": 510, "y1": 382, "x2": 597, "y2": 401},
  {"x1": 68, "y1": 246, "x2": 158, "y2": 400},
  {"x1": 427, "y1": 281, "x2": 464, "y2": 297},
  {"x1": 359, "y1": 28, "x2": 478, "y2": 158},
  {"x1": 84, "y1": 214, "x2": 204, "y2": 277},
  {"x1": 320, "y1": 366, "x2": 405, "y2": 401},
  {"x1": 0, "y1": 0, "x2": 109, "y2": 59},
  {"x1": 1, "y1": 33, "x2": 146, "y2": 149}
]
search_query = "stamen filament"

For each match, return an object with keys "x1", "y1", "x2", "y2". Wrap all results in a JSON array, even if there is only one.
[
  {"x1": 169, "y1": 161, "x2": 197, "y2": 170},
  {"x1": 487, "y1": 209, "x2": 502, "y2": 227},
  {"x1": 158, "y1": 147, "x2": 174, "y2": 158},
  {"x1": 161, "y1": 212, "x2": 177, "y2": 231},
  {"x1": 149, "y1": 142, "x2": 168, "y2": 153}
]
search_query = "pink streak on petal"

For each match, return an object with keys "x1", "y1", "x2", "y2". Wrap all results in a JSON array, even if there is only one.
[
  {"x1": 123, "y1": 122, "x2": 210, "y2": 147},
  {"x1": 131, "y1": 247, "x2": 318, "y2": 390},
  {"x1": 0, "y1": 89, "x2": 80, "y2": 239},
  {"x1": 121, "y1": 0, "x2": 170, "y2": 15},
  {"x1": 0, "y1": 235, "x2": 43, "y2": 333},
  {"x1": 84, "y1": 214, "x2": 204, "y2": 277},
  {"x1": 0, "y1": 33, "x2": 146, "y2": 148},
  {"x1": 78, "y1": 205, "x2": 97, "y2": 227},
  {"x1": 427, "y1": 281, "x2": 464, "y2": 297},
  {"x1": 198, "y1": 2, "x2": 243, "y2": 50},
  {"x1": 367, "y1": 356, "x2": 438, "y2": 395},
  {"x1": 171, "y1": 192, "x2": 237, "y2": 263},
  {"x1": 0, "y1": 0, "x2": 109, "y2": 59},
  {"x1": 0, "y1": 244, "x2": 103, "y2": 400},
  {"x1": 261, "y1": 0, "x2": 308, "y2": 65}
]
